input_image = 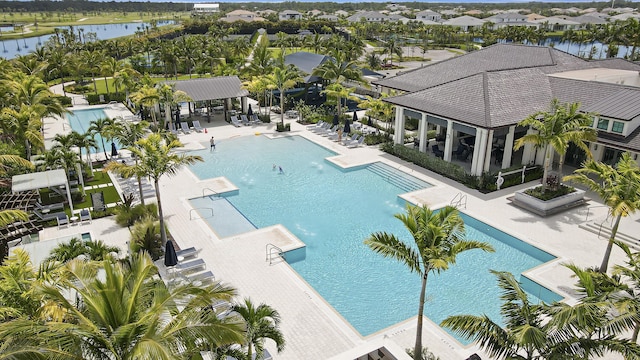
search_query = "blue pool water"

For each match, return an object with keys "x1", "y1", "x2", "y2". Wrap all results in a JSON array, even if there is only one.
[
  {"x1": 66, "y1": 108, "x2": 120, "y2": 155},
  {"x1": 188, "y1": 135, "x2": 560, "y2": 339}
]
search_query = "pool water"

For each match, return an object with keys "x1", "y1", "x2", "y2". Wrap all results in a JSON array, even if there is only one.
[
  {"x1": 66, "y1": 108, "x2": 120, "y2": 155},
  {"x1": 188, "y1": 135, "x2": 560, "y2": 339}
]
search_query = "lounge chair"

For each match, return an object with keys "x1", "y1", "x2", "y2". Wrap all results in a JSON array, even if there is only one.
[
  {"x1": 240, "y1": 115, "x2": 250, "y2": 126},
  {"x1": 175, "y1": 246, "x2": 198, "y2": 259},
  {"x1": 34, "y1": 209, "x2": 66, "y2": 222},
  {"x1": 80, "y1": 209, "x2": 92, "y2": 224},
  {"x1": 310, "y1": 122, "x2": 330, "y2": 133},
  {"x1": 251, "y1": 114, "x2": 261, "y2": 124},
  {"x1": 306, "y1": 121, "x2": 325, "y2": 130},
  {"x1": 175, "y1": 258, "x2": 206, "y2": 273},
  {"x1": 341, "y1": 134, "x2": 359, "y2": 146},
  {"x1": 346, "y1": 136, "x2": 365, "y2": 148},
  {"x1": 318, "y1": 125, "x2": 337, "y2": 136},
  {"x1": 192, "y1": 120, "x2": 204, "y2": 133},
  {"x1": 180, "y1": 122, "x2": 191, "y2": 134},
  {"x1": 57, "y1": 213, "x2": 69, "y2": 229},
  {"x1": 323, "y1": 126, "x2": 339, "y2": 137},
  {"x1": 188, "y1": 270, "x2": 215, "y2": 283},
  {"x1": 35, "y1": 202, "x2": 64, "y2": 212},
  {"x1": 168, "y1": 122, "x2": 179, "y2": 136},
  {"x1": 230, "y1": 116, "x2": 242, "y2": 127}
]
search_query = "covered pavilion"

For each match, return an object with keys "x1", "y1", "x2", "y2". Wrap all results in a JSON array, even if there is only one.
[{"x1": 12, "y1": 169, "x2": 74, "y2": 214}]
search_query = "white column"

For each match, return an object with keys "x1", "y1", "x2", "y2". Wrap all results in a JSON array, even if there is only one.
[
  {"x1": 502, "y1": 126, "x2": 515, "y2": 169},
  {"x1": 241, "y1": 96, "x2": 248, "y2": 113},
  {"x1": 66, "y1": 181, "x2": 74, "y2": 215},
  {"x1": 521, "y1": 128, "x2": 536, "y2": 165},
  {"x1": 443, "y1": 120, "x2": 454, "y2": 161},
  {"x1": 482, "y1": 130, "x2": 494, "y2": 173},
  {"x1": 393, "y1": 106, "x2": 405, "y2": 145},
  {"x1": 471, "y1": 129, "x2": 487, "y2": 176},
  {"x1": 419, "y1": 113, "x2": 428, "y2": 153}
]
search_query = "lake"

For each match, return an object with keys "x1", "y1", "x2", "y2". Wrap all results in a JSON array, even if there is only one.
[{"x1": 0, "y1": 20, "x2": 173, "y2": 59}]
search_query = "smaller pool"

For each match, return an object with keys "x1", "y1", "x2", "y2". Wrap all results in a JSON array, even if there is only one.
[{"x1": 66, "y1": 108, "x2": 120, "y2": 155}]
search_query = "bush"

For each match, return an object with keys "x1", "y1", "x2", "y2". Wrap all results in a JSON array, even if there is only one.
[
  {"x1": 259, "y1": 114, "x2": 271, "y2": 123},
  {"x1": 114, "y1": 193, "x2": 158, "y2": 228},
  {"x1": 130, "y1": 216, "x2": 164, "y2": 261},
  {"x1": 57, "y1": 95, "x2": 72, "y2": 106},
  {"x1": 276, "y1": 122, "x2": 290, "y2": 132},
  {"x1": 524, "y1": 184, "x2": 575, "y2": 201},
  {"x1": 86, "y1": 92, "x2": 126, "y2": 105}
]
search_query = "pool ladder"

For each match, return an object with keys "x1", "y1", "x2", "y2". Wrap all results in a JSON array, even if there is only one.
[
  {"x1": 266, "y1": 243, "x2": 284, "y2": 265},
  {"x1": 450, "y1": 192, "x2": 467, "y2": 209},
  {"x1": 202, "y1": 188, "x2": 220, "y2": 198}
]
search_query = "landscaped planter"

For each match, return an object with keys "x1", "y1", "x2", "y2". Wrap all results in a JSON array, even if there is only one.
[{"x1": 513, "y1": 186, "x2": 586, "y2": 216}]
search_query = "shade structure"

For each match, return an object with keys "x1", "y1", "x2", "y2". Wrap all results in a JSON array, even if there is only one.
[
  {"x1": 110, "y1": 142, "x2": 118, "y2": 157},
  {"x1": 353, "y1": 111, "x2": 358, "y2": 123},
  {"x1": 344, "y1": 119, "x2": 351, "y2": 134},
  {"x1": 247, "y1": 104, "x2": 253, "y2": 117},
  {"x1": 332, "y1": 114, "x2": 339, "y2": 126},
  {"x1": 164, "y1": 241, "x2": 178, "y2": 267}
]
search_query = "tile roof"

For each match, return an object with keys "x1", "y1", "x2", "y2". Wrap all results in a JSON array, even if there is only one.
[
  {"x1": 580, "y1": 88, "x2": 640, "y2": 120},
  {"x1": 284, "y1": 52, "x2": 332, "y2": 83},
  {"x1": 169, "y1": 76, "x2": 249, "y2": 102}
]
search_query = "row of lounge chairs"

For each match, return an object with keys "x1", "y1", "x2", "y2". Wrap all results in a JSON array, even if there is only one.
[
  {"x1": 307, "y1": 121, "x2": 365, "y2": 148},
  {"x1": 169, "y1": 121, "x2": 205, "y2": 135},
  {"x1": 169, "y1": 247, "x2": 216, "y2": 285},
  {"x1": 230, "y1": 114, "x2": 262, "y2": 127}
]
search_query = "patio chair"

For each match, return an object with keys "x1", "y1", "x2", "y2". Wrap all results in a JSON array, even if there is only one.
[
  {"x1": 80, "y1": 209, "x2": 92, "y2": 224},
  {"x1": 341, "y1": 134, "x2": 359, "y2": 146},
  {"x1": 306, "y1": 120, "x2": 325, "y2": 131},
  {"x1": 57, "y1": 213, "x2": 69, "y2": 229},
  {"x1": 346, "y1": 136, "x2": 365, "y2": 148},
  {"x1": 168, "y1": 122, "x2": 179, "y2": 136},
  {"x1": 175, "y1": 258, "x2": 206, "y2": 274},
  {"x1": 432, "y1": 144, "x2": 444, "y2": 159},
  {"x1": 454, "y1": 144, "x2": 468, "y2": 161},
  {"x1": 240, "y1": 115, "x2": 250, "y2": 126},
  {"x1": 192, "y1": 120, "x2": 204, "y2": 133},
  {"x1": 251, "y1": 114, "x2": 262, "y2": 124},
  {"x1": 180, "y1": 122, "x2": 191, "y2": 134},
  {"x1": 175, "y1": 246, "x2": 198, "y2": 259},
  {"x1": 187, "y1": 270, "x2": 215, "y2": 283}
]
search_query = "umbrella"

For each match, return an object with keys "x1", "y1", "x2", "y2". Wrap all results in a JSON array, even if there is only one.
[
  {"x1": 352, "y1": 111, "x2": 358, "y2": 123},
  {"x1": 332, "y1": 114, "x2": 339, "y2": 126},
  {"x1": 344, "y1": 119, "x2": 351, "y2": 134},
  {"x1": 247, "y1": 104, "x2": 253, "y2": 117},
  {"x1": 164, "y1": 241, "x2": 178, "y2": 267},
  {"x1": 110, "y1": 142, "x2": 118, "y2": 157},
  {"x1": 367, "y1": 116, "x2": 373, "y2": 126}
]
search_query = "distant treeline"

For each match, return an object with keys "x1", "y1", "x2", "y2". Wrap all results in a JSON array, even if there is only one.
[{"x1": 0, "y1": 0, "x2": 636, "y2": 15}]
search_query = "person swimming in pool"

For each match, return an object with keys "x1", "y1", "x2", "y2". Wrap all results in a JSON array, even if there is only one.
[{"x1": 278, "y1": 166, "x2": 284, "y2": 174}]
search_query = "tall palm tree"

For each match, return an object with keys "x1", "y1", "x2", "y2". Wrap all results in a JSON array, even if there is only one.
[
  {"x1": 321, "y1": 83, "x2": 358, "y2": 118},
  {"x1": 564, "y1": 152, "x2": 640, "y2": 273},
  {"x1": 105, "y1": 133, "x2": 203, "y2": 246},
  {"x1": 110, "y1": 120, "x2": 150, "y2": 204},
  {"x1": 232, "y1": 298, "x2": 285, "y2": 360},
  {"x1": 131, "y1": 84, "x2": 161, "y2": 129},
  {"x1": 73, "y1": 131, "x2": 97, "y2": 175},
  {"x1": 266, "y1": 65, "x2": 302, "y2": 126},
  {"x1": 88, "y1": 117, "x2": 114, "y2": 161},
  {"x1": 1, "y1": 104, "x2": 45, "y2": 159},
  {"x1": 365, "y1": 205, "x2": 494, "y2": 360},
  {"x1": 312, "y1": 54, "x2": 363, "y2": 117},
  {"x1": 513, "y1": 100, "x2": 596, "y2": 191},
  {"x1": 0, "y1": 252, "x2": 246, "y2": 358}
]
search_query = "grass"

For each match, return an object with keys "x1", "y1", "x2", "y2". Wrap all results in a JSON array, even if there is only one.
[
  {"x1": 85, "y1": 169, "x2": 112, "y2": 186},
  {"x1": 73, "y1": 186, "x2": 121, "y2": 210}
]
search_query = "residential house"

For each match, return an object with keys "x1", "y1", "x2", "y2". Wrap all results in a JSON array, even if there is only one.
[
  {"x1": 335, "y1": 10, "x2": 349, "y2": 18},
  {"x1": 570, "y1": 14, "x2": 609, "y2": 27},
  {"x1": 346, "y1": 11, "x2": 389, "y2": 23},
  {"x1": 192, "y1": 3, "x2": 219, "y2": 15},
  {"x1": 485, "y1": 13, "x2": 533, "y2": 28},
  {"x1": 442, "y1": 16, "x2": 485, "y2": 32},
  {"x1": 317, "y1": 14, "x2": 338, "y2": 22},
  {"x1": 415, "y1": 10, "x2": 442, "y2": 22},
  {"x1": 526, "y1": 13, "x2": 547, "y2": 22},
  {"x1": 533, "y1": 17, "x2": 580, "y2": 31},
  {"x1": 279, "y1": 10, "x2": 303, "y2": 21},
  {"x1": 372, "y1": 44, "x2": 640, "y2": 176},
  {"x1": 308, "y1": 9, "x2": 323, "y2": 17},
  {"x1": 221, "y1": 10, "x2": 264, "y2": 22},
  {"x1": 387, "y1": 14, "x2": 410, "y2": 24}
]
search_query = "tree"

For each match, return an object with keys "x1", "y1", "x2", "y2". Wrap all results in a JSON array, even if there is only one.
[
  {"x1": 47, "y1": 238, "x2": 120, "y2": 263},
  {"x1": 365, "y1": 205, "x2": 494, "y2": 360},
  {"x1": 110, "y1": 120, "x2": 150, "y2": 204},
  {"x1": 321, "y1": 83, "x2": 358, "y2": 118},
  {"x1": 312, "y1": 54, "x2": 363, "y2": 117},
  {"x1": 564, "y1": 152, "x2": 640, "y2": 273},
  {"x1": 105, "y1": 133, "x2": 203, "y2": 246},
  {"x1": 131, "y1": 84, "x2": 161, "y2": 129},
  {"x1": 232, "y1": 298, "x2": 285, "y2": 360},
  {"x1": 266, "y1": 65, "x2": 302, "y2": 126},
  {"x1": 88, "y1": 117, "x2": 114, "y2": 161},
  {"x1": 0, "y1": 252, "x2": 246, "y2": 359},
  {"x1": 513, "y1": 100, "x2": 596, "y2": 191}
]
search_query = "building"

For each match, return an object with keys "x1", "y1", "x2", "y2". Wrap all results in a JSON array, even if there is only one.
[
  {"x1": 373, "y1": 44, "x2": 640, "y2": 176},
  {"x1": 442, "y1": 15, "x2": 486, "y2": 32},
  {"x1": 221, "y1": 10, "x2": 264, "y2": 23},
  {"x1": 279, "y1": 10, "x2": 303, "y2": 21},
  {"x1": 485, "y1": 13, "x2": 534, "y2": 28},
  {"x1": 415, "y1": 10, "x2": 442, "y2": 22},
  {"x1": 192, "y1": 3, "x2": 219, "y2": 15},
  {"x1": 346, "y1": 11, "x2": 389, "y2": 23}
]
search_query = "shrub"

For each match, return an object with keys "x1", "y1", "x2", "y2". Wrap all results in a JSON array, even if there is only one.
[
  {"x1": 130, "y1": 216, "x2": 164, "y2": 261},
  {"x1": 276, "y1": 123, "x2": 290, "y2": 132},
  {"x1": 524, "y1": 184, "x2": 575, "y2": 201},
  {"x1": 115, "y1": 194, "x2": 158, "y2": 228}
]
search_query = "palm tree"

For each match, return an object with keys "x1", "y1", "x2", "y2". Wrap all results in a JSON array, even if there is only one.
[
  {"x1": 110, "y1": 120, "x2": 150, "y2": 204},
  {"x1": 321, "y1": 83, "x2": 358, "y2": 119},
  {"x1": 88, "y1": 117, "x2": 114, "y2": 161},
  {"x1": 365, "y1": 205, "x2": 494, "y2": 360},
  {"x1": 105, "y1": 133, "x2": 203, "y2": 246},
  {"x1": 131, "y1": 84, "x2": 161, "y2": 129},
  {"x1": 564, "y1": 152, "x2": 640, "y2": 273},
  {"x1": 73, "y1": 131, "x2": 97, "y2": 175},
  {"x1": 513, "y1": 100, "x2": 596, "y2": 191},
  {"x1": 158, "y1": 84, "x2": 191, "y2": 129},
  {"x1": 266, "y1": 65, "x2": 302, "y2": 126},
  {"x1": 47, "y1": 238, "x2": 120, "y2": 263},
  {"x1": 312, "y1": 54, "x2": 364, "y2": 116},
  {"x1": 0, "y1": 252, "x2": 246, "y2": 358},
  {"x1": 232, "y1": 298, "x2": 286, "y2": 360},
  {"x1": 1, "y1": 104, "x2": 45, "y2": 159}
]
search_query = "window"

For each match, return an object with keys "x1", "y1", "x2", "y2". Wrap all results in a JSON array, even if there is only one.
[
  {"x1": 597, "y1": 118, "x2": 609, "y2": 130},
  {"x1": 612, "y1": 121, "x2": 624, "y2": 134}
]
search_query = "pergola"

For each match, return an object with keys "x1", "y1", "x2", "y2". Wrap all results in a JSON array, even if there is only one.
[{"x1": 12, "y1": 169, "x2": 74, "y2": 214}]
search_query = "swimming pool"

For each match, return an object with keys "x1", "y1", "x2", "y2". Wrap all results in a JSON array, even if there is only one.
[
  {"x1": 188, "y1": 135, "x2": 560, "y2": 339},
  {"x1": 66, "y1": 108, "x2": 119, "y2": 155}
]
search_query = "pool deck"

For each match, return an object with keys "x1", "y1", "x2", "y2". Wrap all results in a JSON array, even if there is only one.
[{"x1": 35, "y1": 103, "x2": 640, "y2": 360}]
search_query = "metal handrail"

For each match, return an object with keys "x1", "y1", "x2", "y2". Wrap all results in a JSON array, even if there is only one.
[
  {"x1": 189, "y1": 208, "x2": 213, "y2": 220},
  {"x1": 584, "y1": 205, "x2": 611, "y2": 222},
  {"x1": 450, "y1": 192, "x2": 467, "y2": 209},
  {"x1": 202, "y1": 188, "x2": 219, "y2": 198},
  {"x1": 266, "y1": 243, "x2": 284, "y2": 265}
]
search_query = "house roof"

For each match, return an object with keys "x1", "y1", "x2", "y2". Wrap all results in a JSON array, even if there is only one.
[
  {"x1": 168, "y1": 76, "x2": 249, "y2": 102},
  {"x1": 280, "y1": 10, "x2": 301, "y2": 15},
  {"x1": 285, "y1": 52, "x2": 332, "y2": 83},
  {"x1": 597, "y1": 125, "x2": 640, "y2": 152},
  {"x1": 443, "y1": 15, "x2": 486, "y2": 27},
  {"x1": 571, "y1": 14, "x2": 608, "y2": 24},
  {"x1": 347, "y1": 11, "x2": 389, "y2": 22},
  {"x1": 416, "y1": 10, "x2": 440, "y2": 16},
  {"x1": 580, "y1": 88, "x2": 640, "y2": 120},
  {"x1": 534, "y1": 16, "x2": 580, "y2": 25}
]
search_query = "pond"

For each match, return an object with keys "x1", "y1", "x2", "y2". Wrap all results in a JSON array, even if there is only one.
[{"x1": 0, "y1": 20, "x2": 174, "y2": 59}]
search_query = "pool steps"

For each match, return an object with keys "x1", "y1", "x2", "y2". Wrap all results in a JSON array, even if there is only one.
[{"x1": 365, "y1": 163, "x2": 429, "y2": 193}]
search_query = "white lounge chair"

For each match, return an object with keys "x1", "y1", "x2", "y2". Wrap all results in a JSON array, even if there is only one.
[
  {"x1": 175, "y1": 246, "x2": 198, "y2": 259},
  {"x1": 57, "y1": 213, "x2": 69, "y2": 229},
  {"x1": 318, "y1": 125, "x2": 337, "y2": 136},
  {"x1": 251, "y1": 114, "x2": 261, "y2": 124},
  {"x1": 310, "y1": 122, "x2": 329, "y2": 133},
  {"x1": 175, "y1": 258, "x2": 205, "y2": 273},
  {"x1": 230, "y1": 116, "x2": 242, "y2": 127},
  {"x1": 306, "y1": 120, "x2": 325, "y2": 130},
  {"x1": 347, "y1": 136, "x2": 365, "y2": 148},
  {"x1": 341, "y1": 134, "x2": 359, "y2": 146},
  {"x1": 188, "y1": 270, "x2": 215, "y2": 283},
  {"x1": 80, "y1": 209, "x2": 92, "y2": 224},
  {"x1": 180, "y1": 122, "x2": 191, "y2": 134},
  {"x1": 192, "y1": 120, "x2": 204, "y2": 132}
]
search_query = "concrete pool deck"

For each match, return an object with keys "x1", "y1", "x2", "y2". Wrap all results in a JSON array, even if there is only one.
[{"x1": 37, "y1": 104, "x2": 640, "y2": 360}]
